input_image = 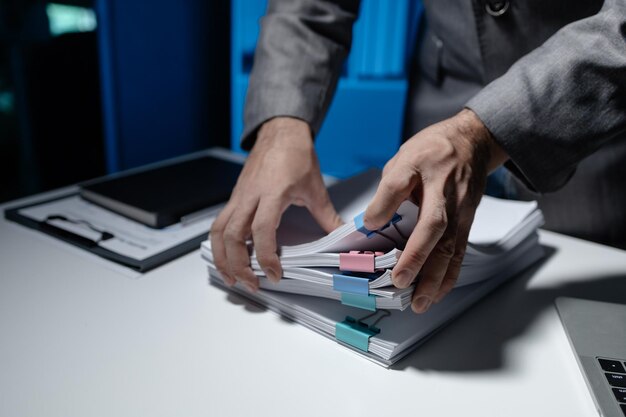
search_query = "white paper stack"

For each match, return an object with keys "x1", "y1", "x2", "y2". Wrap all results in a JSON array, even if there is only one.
[
  {"x1": 201, "y1": 170, "x2": 543, "y2": 310},
  {"x1": 202, "y1": 169, "x2": 545, "y2": 365}
]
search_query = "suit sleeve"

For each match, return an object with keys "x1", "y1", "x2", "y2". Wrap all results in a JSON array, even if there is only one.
[
  {"x1": 466, "y1": 0, "x2": 626, "y2": 193},
  {"x1": 241, "y1": 0, "x2": 360, "y2": 150}
]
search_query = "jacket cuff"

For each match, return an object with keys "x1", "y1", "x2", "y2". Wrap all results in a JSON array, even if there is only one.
[
  {"x1": 240, "y1": 86, "x2": 320, "y2": 151},
  {"x1": 465, "y1": 87, "x2": 576, "y2": 194}
]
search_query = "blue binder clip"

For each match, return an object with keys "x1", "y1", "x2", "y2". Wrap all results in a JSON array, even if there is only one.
[
  {"x1": 335, "y1": 310, "x2": 391, "y2": 352},
  {"x1": 333, "y1": 273, "x2": 370, "y2": 295},
  {"x1": 353, "y1": 211, "x2": 402, "y2": 238},
  {"x1": 340, "y1": 293, "x2": 377, "y2": 311}
]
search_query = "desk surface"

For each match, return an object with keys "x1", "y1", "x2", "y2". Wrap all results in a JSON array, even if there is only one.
[{"x1": 2, "y1": 188, "x2": 626, "y2": 417}]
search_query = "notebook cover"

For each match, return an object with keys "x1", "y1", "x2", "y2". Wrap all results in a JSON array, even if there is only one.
[{"x1": 80, "y1": 155, "x2": 242, "y2": 228}]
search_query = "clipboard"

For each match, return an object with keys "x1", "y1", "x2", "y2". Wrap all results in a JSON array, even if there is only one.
[{"x1": 4, "y1": 193, "x2": 215, "y2": 272}]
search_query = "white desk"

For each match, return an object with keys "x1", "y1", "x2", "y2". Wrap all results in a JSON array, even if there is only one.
[{"x1": 2, "y1": 188, "x2": 626, "y2": 417}]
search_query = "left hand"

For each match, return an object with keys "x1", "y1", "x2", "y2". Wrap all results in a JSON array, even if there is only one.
[{"x1": 363, "y1": 109, "x2": 508, "y2": 313}]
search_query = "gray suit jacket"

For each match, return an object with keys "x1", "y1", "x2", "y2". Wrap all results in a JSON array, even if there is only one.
[{"x1": 243, "y1": 0, "x2": 626, "y2": 248}]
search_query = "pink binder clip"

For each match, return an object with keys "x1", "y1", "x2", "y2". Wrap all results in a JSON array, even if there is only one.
[{"x1": 339, "y1": 251, "x2": 384, "y2": 273}]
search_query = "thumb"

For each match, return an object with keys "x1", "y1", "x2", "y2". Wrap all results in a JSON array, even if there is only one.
[
  {"x1": 364, "y1": 170, "x2": 416, "y2": 230},
  {"x1": 308, "y1": 189, "x2": 344, "y2": 233}
]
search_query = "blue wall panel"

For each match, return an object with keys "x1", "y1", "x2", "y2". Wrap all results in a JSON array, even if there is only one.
[
  {"x1": 96, "y1": 0, "x2": 227, "y2": 172},
  {"x1": 231, "y1": 0, "x2": 422, "y2": 178},
  {"x1": 315, "y1": 80, "x2": 406, "y2": 178}
]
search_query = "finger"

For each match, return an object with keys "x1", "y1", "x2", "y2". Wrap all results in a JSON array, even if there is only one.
[
  {"x1": 307, "y1": 184, "x2": 344, "y2": 233},
  {"x1": 210, "y1": 202, "x2": 236, "y2": 286},
  {"x1": 251, "y1": 197, "x2": 287, "y2": 283},
  {"x1": 434, "y1": 211, "x2": 474, "y2": 303},
  {"x1": 223, "y1": 198, "x2": 260, "y2": 291},
  {"x1": 382, "y1": 154, "x2": 398, "y2": 177},
  {"x1": 410, "y1": 222, "x2": 458, "y2": 313},
  {"x1": 392, "y1": 183, "x2": 448, "y2": 290},
  {"x1": 363, "y1": 165, "x2": 417, "y2": 230}
]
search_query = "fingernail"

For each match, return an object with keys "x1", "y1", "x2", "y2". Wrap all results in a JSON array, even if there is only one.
[
  {"x1": 265, "y1": 268, "x2": 280, "y2": 283},
  {"x1": 393, "y1": 270, "x2": 414, "y2": 288},
  {"x1": 244, "y1": 282, "x2": 257, "y2": 293},
  {"x1": 412, "y1": 295, "x2": 432, "y2": 313}
]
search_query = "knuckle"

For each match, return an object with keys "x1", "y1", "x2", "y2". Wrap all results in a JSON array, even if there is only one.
[
  {"x1": 225, "y1": 254, "x2": 251, "y2": 277},
  {"x1": 440, "y1": 138, "x2": 456, "y2": 158},
  {"x1": 229, "y1": 263, "x2": 248, "y2": 277},
  {"x1": 213, "y1": 210, "x2": 230, "y2": 228},
  {"x1": 213, "y1": 203, "x2": 235, "y2": 229},
  {"x1": 402, "y1": 250, "x2": 428, "y2": 270},
  {"x1": 250, "y1": 220, "x2": 268, "y2": 237},
  {"x1": 426, "y1": 209, "x2": 448, "y2": 234},
  {"x1": 256, "y1": 253, "x2": 277, "y2": 268},
  {"x1": 449, "y1": 249, "x2": 466, "y2": 268},
  {"x1": 250, "y1": 224, "x2": 262, "y2": 238},
  {"x1": 211, "y1": 220, "x2": 225, "y2": 234},
  {"x1": 223, "y1": 224, "x2": 246, "y2": 243},
  {"x1": 383, "y1": 173, "x2": 411, "y2": 194},
  {"x1": 434, "y1": 239, "x2": 456, "y2": 259}
]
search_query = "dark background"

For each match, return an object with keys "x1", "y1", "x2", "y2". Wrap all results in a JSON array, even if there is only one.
[
  {"x1": 0, "y1": 0, "x2": 231, "y2": 203},
  {"x1": 1, "y1": 0, "x2": 424, "y2": 205},
  {"x1": 0, "y1": 0, "x2": 421, "y2": 204}
]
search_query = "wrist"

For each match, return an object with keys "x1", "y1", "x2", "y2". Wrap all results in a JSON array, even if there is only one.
[
  {"x1": 256, "y1": 117, "x2": 313, "y2": 150},
  {"x1": 456, "y1": 109, "x2": 508, "y2": 172}
]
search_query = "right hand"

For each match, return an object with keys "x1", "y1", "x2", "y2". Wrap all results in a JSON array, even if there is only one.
[{"x1": 210, "y1": 117, "x2": 343, "y2": 292}]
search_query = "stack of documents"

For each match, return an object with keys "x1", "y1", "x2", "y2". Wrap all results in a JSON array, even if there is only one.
[{"x1": 202, "y1": 170, "x2": 545, "y2": 366}]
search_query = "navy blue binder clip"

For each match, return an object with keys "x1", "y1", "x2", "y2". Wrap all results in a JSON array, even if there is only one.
[{"x1": 353, "y1": 211, "x2": 402, "y2": 239}]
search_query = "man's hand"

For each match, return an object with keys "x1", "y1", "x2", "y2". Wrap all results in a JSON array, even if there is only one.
[
  {"x1": 363, "y1": 109, "x2": 508, "y2": 313},
  {"x1": 210, "y1": 117, "x2": 343, "y2": 292}
]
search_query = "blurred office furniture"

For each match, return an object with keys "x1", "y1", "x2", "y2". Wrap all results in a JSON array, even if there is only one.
[
  {"x1": 96, "y1": 0, "x2": 230, "y2": 173},
  {"x1": 230, "y1": 0, "x2": 422, "y2": 178}
]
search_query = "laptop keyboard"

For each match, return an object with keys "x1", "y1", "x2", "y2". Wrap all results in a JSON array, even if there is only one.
[{"x1": 598, "y1": 357, "x2": 626, "y2": 416}]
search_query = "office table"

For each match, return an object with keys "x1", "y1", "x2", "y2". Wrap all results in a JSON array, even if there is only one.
[{"x1": 1, "y1": 187, "x2": 626, "y2": 417}]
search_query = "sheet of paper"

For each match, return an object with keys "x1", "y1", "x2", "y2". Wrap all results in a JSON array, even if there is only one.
[
  {"x1": 19, "y1": 196, "x2": 216, "y2": 260},
  {"x1": 274, "y1": 168, "x2": 540, "y2": 252},
  {"x1": 275, "y1": 169, "x2": 381, "y2": 246},
  {"x1": 469, "y1": 197, "x2": 538, "y2": 245}
]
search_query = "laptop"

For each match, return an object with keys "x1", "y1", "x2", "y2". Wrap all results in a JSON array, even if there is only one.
[{"x1": 556, "y1": 297, "x2": 626, "y2": 417}]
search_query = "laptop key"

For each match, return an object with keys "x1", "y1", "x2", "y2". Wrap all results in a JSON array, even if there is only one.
[
  {"x1": 606, "y1": 373, "x2": 626, "y2": 388},
  {"x1": 621, "y1": 403, "x2": 626, "y2": 417},
  {"x1": 599, "y1": 358, "x2": 626, "y2": 373},
  {"x1": 614, "y1": 388, "x2": 626, "y2": 402}
]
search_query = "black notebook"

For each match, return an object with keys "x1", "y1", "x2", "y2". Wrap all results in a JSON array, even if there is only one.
[{"x1": 80, "y1": 155, "x2": 242, "y2": 228}]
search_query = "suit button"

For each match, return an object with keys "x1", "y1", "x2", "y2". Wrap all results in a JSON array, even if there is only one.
[{"x1": 486, "y1": 0, "x2": 509, "y2": 16}]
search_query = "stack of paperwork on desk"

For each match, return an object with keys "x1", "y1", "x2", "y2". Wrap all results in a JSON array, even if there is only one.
[{"x1": 202, "y1": 170, "x2": 545, "y2": 366}]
